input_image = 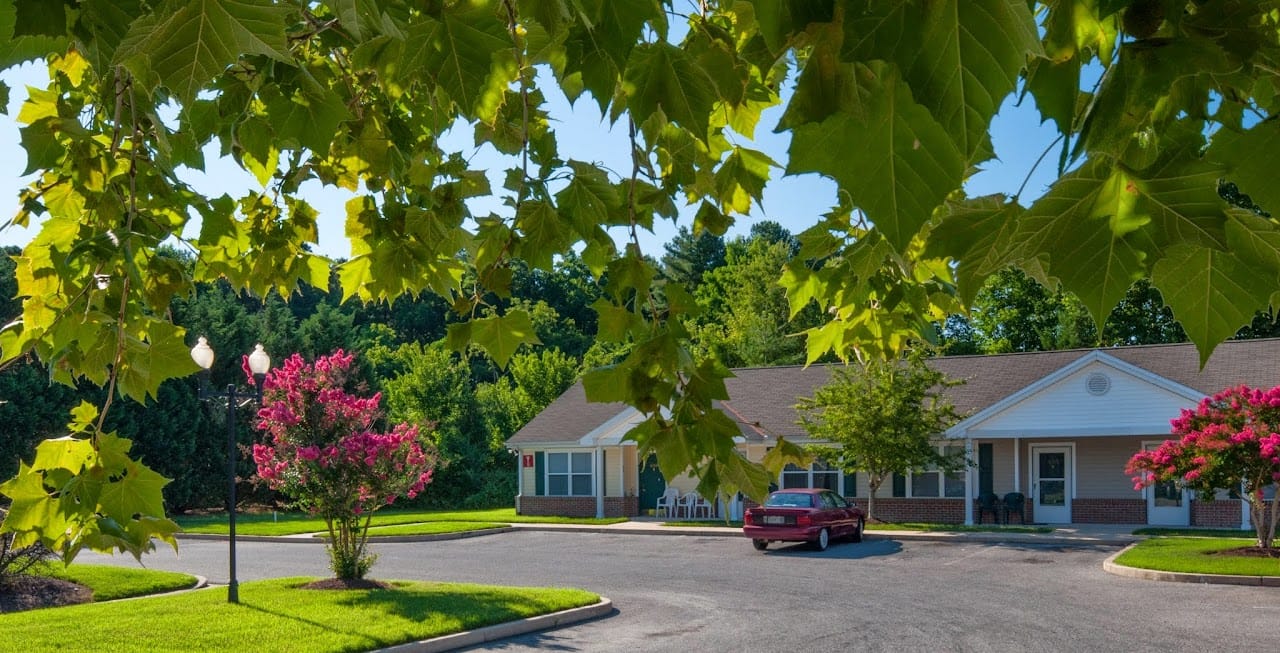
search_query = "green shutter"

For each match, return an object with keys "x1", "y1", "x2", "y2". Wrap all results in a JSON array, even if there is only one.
[
  {"x1": 534, "y1": 452, "x2": 545, "y2": 496},
  {"x1": 978, "y1": 443, "x2": 994, "y2": 495},
  {"x1": 842, "y1": 471, "x2": 857, "y2": 497},
  {"x1": 892, "y1": 473, "x2": 906, "y2": 497}
]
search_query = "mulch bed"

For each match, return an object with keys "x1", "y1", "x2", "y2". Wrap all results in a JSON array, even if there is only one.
[
  {"x1": 300, "y1": 578, "x2": 393, "y2": 590},
  {"x1": 0, "y1": 575, "x2": 93, "y2": 613},
  {"x1": 1214, "y1": 546, "x2": 1280, "y2": 558}
]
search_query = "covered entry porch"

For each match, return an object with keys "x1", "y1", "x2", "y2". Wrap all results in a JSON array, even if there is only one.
[{"x1": 951, "y1": 352, "x2": 1248, "y2": 527}]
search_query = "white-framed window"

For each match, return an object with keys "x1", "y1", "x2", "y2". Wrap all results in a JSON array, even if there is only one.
[
  {"x1": 893, "y1": 444, "x2": 966, "y2": 498},
  {"x1": 780, "y1": 460, "x2": 854, "y2": 496},
  {"x1": 547, "y1": 451, "x2": 593, "y2": 496}
]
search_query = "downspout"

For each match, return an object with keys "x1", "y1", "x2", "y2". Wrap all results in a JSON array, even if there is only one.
[
  {"x1": 595, "y1": 446, "x2": 604, "y2": 519},
  {"x1": 1241, "y1": 482, "x2": 1252, "y2": 532}
]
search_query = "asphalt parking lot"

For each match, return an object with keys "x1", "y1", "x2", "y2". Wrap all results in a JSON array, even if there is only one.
[{"x1": 83, "y1": 531, "x2": 1279, "y2": 652}]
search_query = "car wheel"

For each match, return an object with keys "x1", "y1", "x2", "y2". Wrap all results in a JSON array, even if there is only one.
[
  {"x1": 851, "y1": 518, "x2": 864, "y2": 543},
  {"x1": 813, "y1": 528, "x2": 829, "y2": 551},
  {"x1": 752, "y1": 539, "x2": 768, "y2": 551}
]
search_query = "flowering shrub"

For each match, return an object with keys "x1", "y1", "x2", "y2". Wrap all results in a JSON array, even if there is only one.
[
  {"x1": 251, "y1": 350, "x2": 435, "y2": 579},
  {"x1": 1127, "y1": 384, "x2": 1280, "y2": 550}
]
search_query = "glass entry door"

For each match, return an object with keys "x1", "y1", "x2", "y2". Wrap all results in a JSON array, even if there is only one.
[
  {"x1": 1031, "y1": 445, "x2": 1071, "y2": 523},
  {"x1": 1144, "y1": 443, "x2": 1190, "y2": 526}
]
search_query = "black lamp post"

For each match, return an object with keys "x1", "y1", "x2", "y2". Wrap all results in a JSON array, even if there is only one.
[{"x1": 190, "y1": 336, "x2": 271, "y2": 604}]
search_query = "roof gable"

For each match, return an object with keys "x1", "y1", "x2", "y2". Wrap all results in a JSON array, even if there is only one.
[{"x1": 947, "y1": 351, "x2": 1204, "y2": 438}]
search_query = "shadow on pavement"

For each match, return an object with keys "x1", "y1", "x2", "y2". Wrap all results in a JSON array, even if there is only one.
[
  {"x1": 754, "y1": 539, "x2": 903, "y2": 559},
  {"x1": 461, "y1": 607, "x2": 619, "y2": 651}
]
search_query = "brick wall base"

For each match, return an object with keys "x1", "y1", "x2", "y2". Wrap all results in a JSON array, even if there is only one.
[
  {"x1": 1071, "y1": 499, "x2": 1145, "y2": 524},
  {"x1": 1192, "y1": 499, "x2": 1242, "y2": 528},
  {"x1": 850, "y1": 498, "x2": 965, "y2": 524},
  {"x1": 516, "y1": 495, "x2": 639, "y2": 518}
]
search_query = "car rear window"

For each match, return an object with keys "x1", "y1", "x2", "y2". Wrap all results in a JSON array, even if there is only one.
[{"x1": 764, "y1": 493, "x2": 813, "y2": 508}]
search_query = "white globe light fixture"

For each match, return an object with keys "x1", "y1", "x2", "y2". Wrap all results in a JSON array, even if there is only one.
[{"x1": 187, "y1": 336, "x2": 272, "y2": 604}]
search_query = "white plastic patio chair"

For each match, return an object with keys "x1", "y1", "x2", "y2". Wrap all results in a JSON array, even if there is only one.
[
  {"x1": 678, "y1": 492, "x2": 699, "y2": 519},
  {"x1": 692, "y1": 494, "x2": 714, "y2": 519},
  {"x1": 655, "y1": 487, "x2": 680, "y2": 518}
]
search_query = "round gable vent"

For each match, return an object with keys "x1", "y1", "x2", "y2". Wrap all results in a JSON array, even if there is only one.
[{"x1": 1085, "y1": 372, "x2": 1111, "y2": 396}]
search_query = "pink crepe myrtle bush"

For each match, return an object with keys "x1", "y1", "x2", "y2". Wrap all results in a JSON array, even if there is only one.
[
  {"x1": 249, "y1": 350, "x2": 436, "y2": 579},
  {"x1": 1126, "y1": 384, "x2": 1280, "y2": 550}
]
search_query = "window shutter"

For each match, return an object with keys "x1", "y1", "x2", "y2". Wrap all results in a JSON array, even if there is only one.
[
  {"x1": 978, "y1": 443, "x2": 993, "y2": 495},
  {"x1": 892, "y1": 473, "x2": 906, "y2": 498},
  {"x1": 842, "y1": 471, "x2": 857, "y2": 497},
  {"x1": 534, "y1": 452, "x2": 545, "y2": 496}
]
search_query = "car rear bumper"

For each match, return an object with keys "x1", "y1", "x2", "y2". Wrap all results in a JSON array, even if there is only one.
[{"x1": 742, "y1": 525, "x2": 822, "y2": 542}]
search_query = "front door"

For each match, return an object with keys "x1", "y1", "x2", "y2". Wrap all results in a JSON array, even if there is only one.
[
  {"x1": 1031, "y1": 445, "x2": 1072, "y2": 523},
  {"x1": 638, "y1": 455, "x2": 665, "y2": 515},
  {"x1": 1144, "y1": 443, "x2": 1190, "y2": 525}
]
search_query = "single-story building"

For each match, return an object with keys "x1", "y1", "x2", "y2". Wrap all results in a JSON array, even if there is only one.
[{"x1": 506, "y1": 339, "x2": 1280, "y2": 527}]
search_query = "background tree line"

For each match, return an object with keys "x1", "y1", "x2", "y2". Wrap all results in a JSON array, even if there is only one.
[{"x1": 5, "y1": 220, "x2": 1279, "y2": 513}]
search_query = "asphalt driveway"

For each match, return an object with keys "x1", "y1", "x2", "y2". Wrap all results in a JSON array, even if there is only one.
[{"x1": 81, "y1": 531, "x2": 1277, "y2": 652}]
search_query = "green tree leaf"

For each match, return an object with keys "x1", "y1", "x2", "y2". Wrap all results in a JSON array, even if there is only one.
[
  {"x1": 1207, "y1": 120, "x2": 1280, "y2": 218},
  {"x1": 843, "y1": 0, "x2": 1041, "y2": 162},
  {"x1": 400, "y1": 5, "x2": 515, "y2": 122},
  {"x1": 115, "y1": 0, "x2": 292, "y2": 106},
  {"x1": 469, "y1": 311, "x2": 542, "y2": 368},
  {"x1": 1015, "y1": 158, "x2": 1153, "y2": 327},
  {"x1": 924, "y1": 194, "x2": 1024, "y2": 306},
  {"x1": 1152, "y1": 244, "x2": 1277, "y2": 367},
  {"x1": 621, "y1": 42, "x2": 718, "y2": 140},
  {"x1": 786, "y1": 61, "x2": 964, "y2": 254}
]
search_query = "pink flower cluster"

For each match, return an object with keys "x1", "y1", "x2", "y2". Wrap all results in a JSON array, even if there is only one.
[
  {"x1": 1127, "y1": 384, "x2": 1280, "y2": 494},
  {"x1": 248, "y1": 350, "x2": 437, "y2": 515}
]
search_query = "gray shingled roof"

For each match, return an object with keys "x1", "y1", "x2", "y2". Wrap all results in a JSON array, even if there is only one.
[{"x1": 506, "y1": 339, "x2": 1280, "y2": 446}]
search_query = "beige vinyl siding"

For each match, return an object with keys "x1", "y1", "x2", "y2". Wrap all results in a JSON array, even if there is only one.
[
  {"x1": 520, "y1": 454, "x2": 537, "y2": 494},
  {"x1": 605, "y1": 447, "x2": 622, "y2": 497},
  {"x1": 621, "y1": 446, "x2": 638, "y2": 496},
  {"x1": 1075, "y1": 436, "x2": 1147, "y2": 498}
]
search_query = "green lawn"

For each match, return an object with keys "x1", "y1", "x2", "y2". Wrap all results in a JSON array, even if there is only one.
[
  {"x1": 357, "y1": 521, "x2": 509, "y2": 537},
  {"x1": 0, "y1": 577, "x2": 600, "y2": 652},
  {"x1": 867, "y1": 522, "x2": 1054, "y2": 534},
  {"x1": 175, "y1": 508, "x2": 626, "y2": 536},
  {"x1": 42, "y1": 564, "x2": 199, "y2": 601},
  {"x1": 1114, "y1": 537, "x2": 1280, "y2": 576}
]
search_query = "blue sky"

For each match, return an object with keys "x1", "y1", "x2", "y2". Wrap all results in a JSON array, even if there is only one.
[{"x1": 0, "y1": 61, "x2": 1062, "y2": 261}]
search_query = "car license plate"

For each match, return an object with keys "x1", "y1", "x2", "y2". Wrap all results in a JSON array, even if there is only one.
[{"x1": 763, "y1": 515, "x2": 786, "y2": 525}]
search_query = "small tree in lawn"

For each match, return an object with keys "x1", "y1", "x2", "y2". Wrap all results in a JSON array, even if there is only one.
[
  {"x1": 797, "y1": 351, "x2": 963, "y2": 522},
  {"x1": 1126, "y1": 385, "x2": 1280, "y2": 551},
  {"x1": 251, "y1": 350, "x2": 435, "y2": 581}
]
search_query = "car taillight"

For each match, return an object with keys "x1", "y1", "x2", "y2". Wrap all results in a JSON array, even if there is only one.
[
  {"x1": 744, "y1": 511, "x2": 755, "y2": 525},
  {"x1": 796, "y1": 514, "x2": 812, "y2": 527}
]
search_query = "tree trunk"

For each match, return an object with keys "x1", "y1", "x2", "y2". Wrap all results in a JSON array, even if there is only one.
[
  {"x1": 866, "y1": 475, "x2": 883, "y2": 523},
  {"x1": 1246, "y1": 491, "x2": 1278, "y2": 550}
]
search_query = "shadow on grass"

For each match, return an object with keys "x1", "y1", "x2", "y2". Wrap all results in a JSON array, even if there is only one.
[
  {"x1": 238, "y1": 597, "x2": 386, "y2": 650},
  {"x1": 330, "y1": 583, "x2": 596, "y2": 634}
]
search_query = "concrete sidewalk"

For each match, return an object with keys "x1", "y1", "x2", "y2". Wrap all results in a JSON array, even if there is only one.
[{"x1": 507, "y1": 519, "x2": 1144, "y2": 547}]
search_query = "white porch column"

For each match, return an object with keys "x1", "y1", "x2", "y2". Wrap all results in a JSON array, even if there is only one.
[
  {"x1": 514, "y1": 449, "x2": 523, "y2": 513},
  {"x1": 595, "y1": 446, "x2": 605, "y2": 519},
  {"x1": 964, "y1": 438, "x2": 974, "y2": 526}
]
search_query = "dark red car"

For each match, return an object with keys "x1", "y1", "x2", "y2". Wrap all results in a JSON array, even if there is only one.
[{"x1": 742, "y1": 488, "x2": 865, "y2": 551}]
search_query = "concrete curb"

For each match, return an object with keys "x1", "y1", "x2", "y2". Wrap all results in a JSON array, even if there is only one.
[
  {"x1": 1103, "y1": 543, "x2": 1280, "y2": 586},
  {"x1": 374, "y1": 597, "x2": 614, "y2": 652},
  {"x1": 176, "y1": 526, "x2": 516, "y2": 544}
]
